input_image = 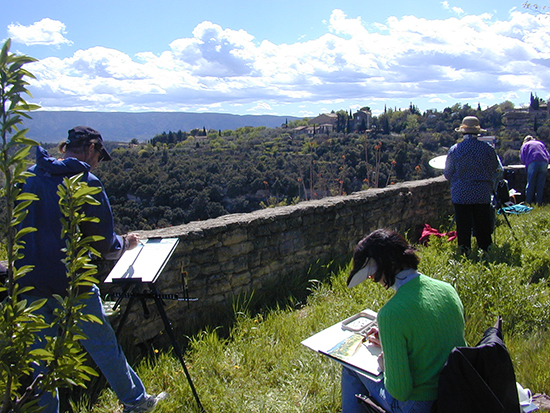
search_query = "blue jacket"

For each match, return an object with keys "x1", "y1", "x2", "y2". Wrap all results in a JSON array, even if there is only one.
[
  {"x1": 444, "y1": 136, "x2": 502, "y2": 204},
  {"x1": 17, "y1": 147, "x2": 125, "y2": 297}
]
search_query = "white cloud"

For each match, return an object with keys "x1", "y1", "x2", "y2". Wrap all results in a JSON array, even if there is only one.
[
  {"x1": 8, "y1": 18, "x2": 72, "y2": 46},
  {"x1": 441, "y1": 1, "x2": 465, "y2": 16},
  {"x1": 329, "y1": 9, "x2": 368, "y2": 38},
  {"x1": 169, "y1": 21, "x2": 258, "y2": 77},
  {"x1": 249, "y1": 102, "x2": 273, "y2": 113},
  {"x1": 23, "y1": 9, "x2": 550, "y2": 114}
]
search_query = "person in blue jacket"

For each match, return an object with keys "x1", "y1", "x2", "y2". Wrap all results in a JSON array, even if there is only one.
[{"x1": 18, "y1": 126, "x2": 165, "y2": 413}]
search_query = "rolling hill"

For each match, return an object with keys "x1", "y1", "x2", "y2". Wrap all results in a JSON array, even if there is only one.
[{"x1": 22, "y1": 111, "x2": 300, "y2": 142}]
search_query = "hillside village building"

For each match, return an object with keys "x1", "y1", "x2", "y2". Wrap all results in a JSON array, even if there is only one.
[
  {"x1": 294, "y1": 109, "x2": 372, "y2": 136},
  {"x1": 503, "y1": 100, "x2": 550, "y2": 129},
  {"x1": 353, "y1": 109, "x2": 372, "y2": 131},
  {"x1": 295, "y1": 98, "x2": 548, "y2": 137},
  {"x1": 308, "y1": 112, "x2": 337, "y2": 134}
]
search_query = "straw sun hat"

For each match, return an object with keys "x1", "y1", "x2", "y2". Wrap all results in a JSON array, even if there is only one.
[{"x1": 455, "y1": 116, "x2": 487, "y2": 134}]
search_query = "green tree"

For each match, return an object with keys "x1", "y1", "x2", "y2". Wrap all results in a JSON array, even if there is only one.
[
  {"x1": 0, "y1": 39, "x2": 98, "y2": 412},
  {"x1": 531, "y1": 92, "x2": 540, "y2": 110},
  {"x1": 0, "y1": 38, "x2": 44, "y2": 411},
  {"x1": 379, "y1": 113, "x2": 390, "y2": 134}
]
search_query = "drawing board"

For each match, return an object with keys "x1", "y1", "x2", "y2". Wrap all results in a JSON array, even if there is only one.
[
  {"x1": 104, "y1": 237, "x2": 179, "y2": 284},
  {"x1": 301, "y1": 308, "x2": 383, "y2": 380},
  {"x1": 429, "y1": 155, "x2": 447, "y2": 170}
]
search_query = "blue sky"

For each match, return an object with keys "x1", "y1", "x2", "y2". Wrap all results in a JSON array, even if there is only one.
[{"x1": 2, "y1": 0, "x2": 548, "y2": 117}]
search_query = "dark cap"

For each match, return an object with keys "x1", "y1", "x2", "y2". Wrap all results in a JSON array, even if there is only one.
[{"x1": 67, "y1": 126, "x2": 112, "y2": 161}]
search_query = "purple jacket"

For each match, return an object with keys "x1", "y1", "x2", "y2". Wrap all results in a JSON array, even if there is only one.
[{"x1": 520, "y1": 140, "x2": 550, "y2": 166}]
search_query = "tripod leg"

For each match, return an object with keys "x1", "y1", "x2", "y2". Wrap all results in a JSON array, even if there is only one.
[
  {"x1": 112, "y1": 282, "x2": 132, "y2": 311},
  {"x1": 499, "y1": 208, "x2": 517, "y2": 239},
  {"x1": 116, "y1": 295, "x2": 135, "y2": 337},
  {"x1": 153, "y1": 292, "x2": 205, "y2": 413}
]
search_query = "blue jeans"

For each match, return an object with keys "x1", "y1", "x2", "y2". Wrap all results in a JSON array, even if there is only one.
[
  {"x1": 23, "y1": 285, "x2": 146, "y2": 413},
  {"x1": 526, "y1": 161, "x2": 548, "y2": 205},
  {"x1": 341, "y1": 367, "x2": 434, "y2": 413}
]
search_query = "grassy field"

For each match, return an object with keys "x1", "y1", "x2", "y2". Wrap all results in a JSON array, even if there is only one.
[{"x1": 28, "y1": 207, "x2": 550, "y2": 411}]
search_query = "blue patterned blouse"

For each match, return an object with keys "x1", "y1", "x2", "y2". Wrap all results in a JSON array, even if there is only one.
[{"x1": 444, "y1": 135, "x2": 502, "y2": 204}]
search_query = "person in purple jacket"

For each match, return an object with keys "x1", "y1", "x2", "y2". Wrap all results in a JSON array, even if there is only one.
[
  {"x1": 520, "y1": 135, "x2": 550, "y2": 205},
  {"x1": 18, "y1": 127, "x2": 166, "y2": 413}
]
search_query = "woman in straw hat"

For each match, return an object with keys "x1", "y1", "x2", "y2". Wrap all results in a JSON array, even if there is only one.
[{"x1": 444, "y1": 116, "x2": 502, "y2": 253}]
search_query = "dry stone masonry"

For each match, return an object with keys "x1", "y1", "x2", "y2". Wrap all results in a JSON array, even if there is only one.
[
  {"x1": 106, "y1": 176, "x2": 453, "y2": 342},
  {"x1": 106, "y1": 168, "x2": 535, "y2": 342}
]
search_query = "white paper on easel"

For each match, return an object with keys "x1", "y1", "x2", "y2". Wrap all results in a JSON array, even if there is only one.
[{"x1": 104, "y1": 238, "x2": 179, "y2": 284}]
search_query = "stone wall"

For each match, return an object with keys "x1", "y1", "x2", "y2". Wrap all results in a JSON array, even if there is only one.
[
  {"x1": 108, "y1": 165, "x2": 550, "y2": 342},
  {"x1": 106, "y1": 175, "x2": 455, "y2": 342},
  {"x1": 105, "y1": 167, "x2": 548, "y2": 343}
]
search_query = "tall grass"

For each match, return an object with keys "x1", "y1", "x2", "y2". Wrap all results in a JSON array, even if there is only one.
[{"x1": 74, "y1": 207, "x2": 550, "y2": 412}]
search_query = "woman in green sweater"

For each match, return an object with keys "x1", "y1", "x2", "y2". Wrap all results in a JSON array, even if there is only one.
[{"x1": 342, "y1": 229, "x2": 466, "y2": 413}]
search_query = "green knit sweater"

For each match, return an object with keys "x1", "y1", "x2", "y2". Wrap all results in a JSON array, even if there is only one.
[{"x1": 378, "y1": 273, "x2": 466, "y2": 401}]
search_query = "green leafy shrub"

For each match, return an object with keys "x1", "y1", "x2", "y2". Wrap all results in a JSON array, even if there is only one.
[{"x1": 0, "y1": 39, "x2": 100, "y2": 412}]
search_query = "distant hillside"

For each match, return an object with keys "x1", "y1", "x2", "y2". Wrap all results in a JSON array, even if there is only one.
[{"x1": 21, "y1": 111, "x2": 301, "y2": 142}]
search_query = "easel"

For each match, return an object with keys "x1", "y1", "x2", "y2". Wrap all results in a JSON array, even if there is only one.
[
  {"x1": 493, "y1": 182, "x2": 517, "y2": 240},
  {"x1": 105, "y1": 238, "x2": 206, "y2": 412}
]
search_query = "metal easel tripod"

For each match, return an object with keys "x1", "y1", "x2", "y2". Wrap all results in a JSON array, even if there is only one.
[
  {"x1": 110, "y1": 272, "x2": 206, "y2": 413},
  {"x1": 493, "y1": 186, "x2": 516, "y2": 240}
]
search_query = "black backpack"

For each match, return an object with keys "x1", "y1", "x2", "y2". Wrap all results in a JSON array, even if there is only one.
[
  {"x1": 432, "y1": 318, "x2": 521, "y2": 413},
  {"x1": 495, "y1": 179, "x2": 510, "y2": 208}
]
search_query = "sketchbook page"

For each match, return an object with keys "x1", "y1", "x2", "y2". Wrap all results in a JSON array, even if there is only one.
[
  {"x1": 320, "y1": 348, "x2": 383, "y2": 382},
  {"x1": 104, "y1": 238, "x2": 179, "y2": 284},
  {"x1": 301, "y1": 309, "x2": 382, "y2": 379}
]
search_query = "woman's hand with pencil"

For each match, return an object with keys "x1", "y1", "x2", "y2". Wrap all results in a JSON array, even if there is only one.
[{"x1": 365, "y1": 326, "x2": 381, "y2": 347}]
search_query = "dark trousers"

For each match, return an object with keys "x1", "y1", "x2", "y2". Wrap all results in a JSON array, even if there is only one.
[{"x1": 453, "y1": 203, "x2": 493, "y2": 252}]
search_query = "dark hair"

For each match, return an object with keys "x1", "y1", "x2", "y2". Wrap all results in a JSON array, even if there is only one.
[
  {"x1": 58, "y1": 138, "x2": 101, "y2": 155},
  {"x1": 59, "y1": 126, "x2": 107, "y2": 158},
  {"x1": 349, "y1": 229, "x2": 419, "y2": 288}
]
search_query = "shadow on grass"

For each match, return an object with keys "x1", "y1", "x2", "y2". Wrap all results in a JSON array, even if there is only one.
[{"x1": 64, "y1": 253, "x2": 351, "y2": 412}]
